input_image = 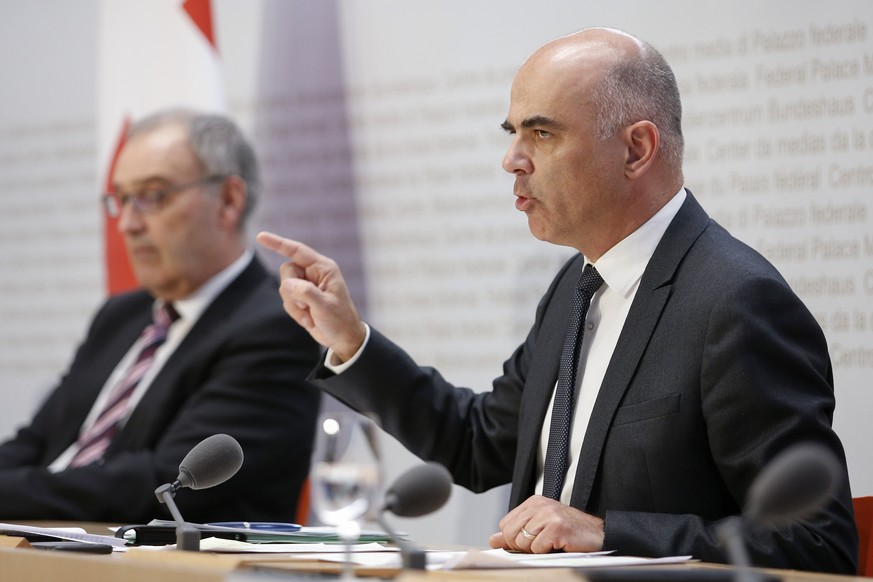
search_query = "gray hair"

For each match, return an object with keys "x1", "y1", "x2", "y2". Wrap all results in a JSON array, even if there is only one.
[
  {"x1": 590, "y1": 39, "x2": 684, "y2": 169},
  {"x1": 127, "y1": 109, "x2": 260, "y2": 224}
]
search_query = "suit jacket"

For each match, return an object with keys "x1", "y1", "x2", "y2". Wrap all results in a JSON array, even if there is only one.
[
  {"x1": 0, "y1": 257, "x2": 321, "y2": 524},
  {"x1": 313, "y1": 192, "x2": 858, "y2": 574}
]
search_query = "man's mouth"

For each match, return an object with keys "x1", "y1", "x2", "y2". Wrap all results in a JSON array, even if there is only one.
[{"x1": 514, "y1": 192, "x2": 534, "y2": 212}]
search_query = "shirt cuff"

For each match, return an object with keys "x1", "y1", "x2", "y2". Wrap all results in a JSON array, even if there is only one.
[{"x1": 324, "y1": 323, "x2": 371, "y2": 374}]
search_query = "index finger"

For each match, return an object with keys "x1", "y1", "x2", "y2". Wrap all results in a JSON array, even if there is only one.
[{"x1": 256, "y1": 231, "x2": 323, "y2": 267}]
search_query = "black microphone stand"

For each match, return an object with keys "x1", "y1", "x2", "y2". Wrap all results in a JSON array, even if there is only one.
[
  {"x1": 155, "y1": 481, "x2": 200, "y2": 551},
  {"x1": 375, "y1": 462, "x2": 453, "y2": 571},
  {"x1": 715, "y1": 516, "x2": 768, "y2": 582},
  {"x1": 377, "y1": 511, "x2": 426, "y2": 570}
]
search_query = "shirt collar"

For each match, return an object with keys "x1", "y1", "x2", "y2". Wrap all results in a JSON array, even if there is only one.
[
  {"x1": 589, "y1": 188, "x2": 686, "y2": 298},
  {"x1": 166, "y1": 249, "x2": 254, "y2": 323}
]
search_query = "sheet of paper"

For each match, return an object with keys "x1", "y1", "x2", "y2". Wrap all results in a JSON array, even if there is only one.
[
  {"x1": 200, "y1": 539, "x2": 693, "y2": 571},
  {"x1": 197, "y1": 537, "x2": 399, "y2": 553},
  {"x1": 0, "y1": 522, "x2": 128, "y2": 548},
  {"x1": 275, "y1": 549, "x2": 467, "y2": 569},
  {"x1": 443, "y1": 549, "x2": 693, "y2": 570}
]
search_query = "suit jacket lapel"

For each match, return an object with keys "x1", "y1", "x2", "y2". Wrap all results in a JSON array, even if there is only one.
[
  {"x1": 47, "y1": 298, "x2": 152, "y2": 457},
  {"x1": 111, "y1": 257, "x2": 267, "y2": 450},
  {"x1": 569, "y1": 192, "x2": 710, "y2": 510}
]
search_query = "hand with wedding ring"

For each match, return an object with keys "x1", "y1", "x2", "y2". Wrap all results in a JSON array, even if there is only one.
[
  {"x1": 488, "y1": 494, "x2": 605, "y2": 553},
  {"x1": 521, "y1": 527, "x2": 537, "y2": 540}
]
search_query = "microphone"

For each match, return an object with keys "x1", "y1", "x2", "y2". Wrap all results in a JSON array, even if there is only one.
[
  {"x1": 175, "y1": 433, "x2": 245, "y2": 491},
  {"x1": 717, "y1": 442, "x2": 842, "y2": 582},
  {"x1": 743, "y1": 442, "x2": 842, "y2": 524},
  {"x1": 155, "y1": 434, "x2": 244, "y2": 551},
  {"x1": 383, "y1": 461, "x2": 453, "y2": 518},
  {"x1": 378, "y1": 462, "x2": 452, "y2": 570}
]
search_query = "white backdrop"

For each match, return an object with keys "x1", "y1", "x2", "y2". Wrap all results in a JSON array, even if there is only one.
[{"x1": 0, "y1": 0, "x2": 871, "y2": 547}]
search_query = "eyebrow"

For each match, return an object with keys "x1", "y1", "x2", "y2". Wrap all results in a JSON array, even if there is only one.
[
  {"x1": 112, "y1": 175, "x2": 172, "y2": 192},
  {"x1": 501, "y1": 115, "x2": 565, "y2": 133}
]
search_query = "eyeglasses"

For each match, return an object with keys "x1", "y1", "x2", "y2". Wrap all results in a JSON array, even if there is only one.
[{"x1": 102, "y1": 175, "x2": 226, "y2": 218}]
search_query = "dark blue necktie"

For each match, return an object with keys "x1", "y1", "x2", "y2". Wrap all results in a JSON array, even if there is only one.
[{"x1": 542, "y1": 264, "x2": 604, "y2": 501}]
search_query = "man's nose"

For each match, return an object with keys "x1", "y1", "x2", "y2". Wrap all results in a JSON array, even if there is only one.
[{"x1": 502, "y1": 138, "x2": 533, "y2": 174}]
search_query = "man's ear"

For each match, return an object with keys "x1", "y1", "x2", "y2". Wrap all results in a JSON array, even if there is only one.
[
  {"x1": 217, "y1": 175, "x2": 247, "y2": 229},
  {"x1": 623, "y1": 120, "x2": 659, "y2": 179}
]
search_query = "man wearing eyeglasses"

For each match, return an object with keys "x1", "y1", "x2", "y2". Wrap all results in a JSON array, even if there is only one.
[{"x1": 0, "y1": 109, "x2": 321, "y2": 524}]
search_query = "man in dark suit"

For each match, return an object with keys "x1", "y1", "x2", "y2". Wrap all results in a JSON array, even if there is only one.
[
  {"x1": 256, "y1": 28, "x2": 858, "y2": 573},
  {"x1": 0, "y1": 109, "x2": 321, "y2": 524}
]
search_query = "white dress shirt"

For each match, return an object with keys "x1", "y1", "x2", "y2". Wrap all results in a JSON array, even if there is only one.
[{"x1": 534, "y1": 189, "x2": 686, "y2": 504}]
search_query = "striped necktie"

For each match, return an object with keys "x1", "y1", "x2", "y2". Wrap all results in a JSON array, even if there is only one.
[{"x1": 69, "y1": 302, "x2": 179, "y2": 467}]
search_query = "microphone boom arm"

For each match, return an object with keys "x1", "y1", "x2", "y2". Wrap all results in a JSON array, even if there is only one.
[
  {"x1": 155, "y1": 482, "x2": 200, "y2": 551},
  {"x1": 377, "y1": 511, "x2": 426, "y2": 570},
  {"x1": 378, "y1": 462, "x2": 452, "y2": 571}
]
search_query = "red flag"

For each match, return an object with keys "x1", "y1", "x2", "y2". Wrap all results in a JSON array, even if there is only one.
[
  {"x1": 103, "y1": 117, "x2": 138, "y2": 294},
  {"x1": 183, "y1": 0, "x2": 218, "y2": 49},
  {"x1": 98, "y1": 0, "x2": 224, "y2": 295}
]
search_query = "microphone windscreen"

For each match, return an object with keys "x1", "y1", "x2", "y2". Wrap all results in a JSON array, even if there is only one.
[
  {"x1": 176, "y1": 434, "x2": 244, "y2": 491},
  {"x1": 384, "y1": 462, "x2": 452, "y2": 518},
  {"x1": 744, "y1": 442, "x2": 842, "y2": 523}
]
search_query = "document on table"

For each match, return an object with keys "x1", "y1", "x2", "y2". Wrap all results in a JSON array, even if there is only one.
[
  {"x1": 443, "y1": 549, "x2": 694, "y2": 569},
  {"x1": 195, "y1": 537, "x2": 692, "y2": 571},
  {"x1": 0, "y1": 522, "x2": 128, "y2": 548},
  {"x1": 197, "y1": 537, "x2": 399, "y2": 554}
]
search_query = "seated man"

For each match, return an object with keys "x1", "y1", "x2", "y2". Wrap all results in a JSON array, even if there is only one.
[{"x1": 0, "y1": 109, "x2": 320, "y2": 524}]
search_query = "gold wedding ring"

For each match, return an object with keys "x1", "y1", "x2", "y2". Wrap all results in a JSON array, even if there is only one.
[{"x1": 521, "y1": 527, "x2": 536, "y2": 540}]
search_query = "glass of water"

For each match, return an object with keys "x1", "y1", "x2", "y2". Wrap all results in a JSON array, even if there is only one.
[{"x1": 311, "y1": 411, "x2": 382, "y2": 578}]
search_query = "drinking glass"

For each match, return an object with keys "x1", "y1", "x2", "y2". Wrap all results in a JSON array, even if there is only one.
[{"x1": 311, "y1": 411, "x2": 382, "y2": 578}]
